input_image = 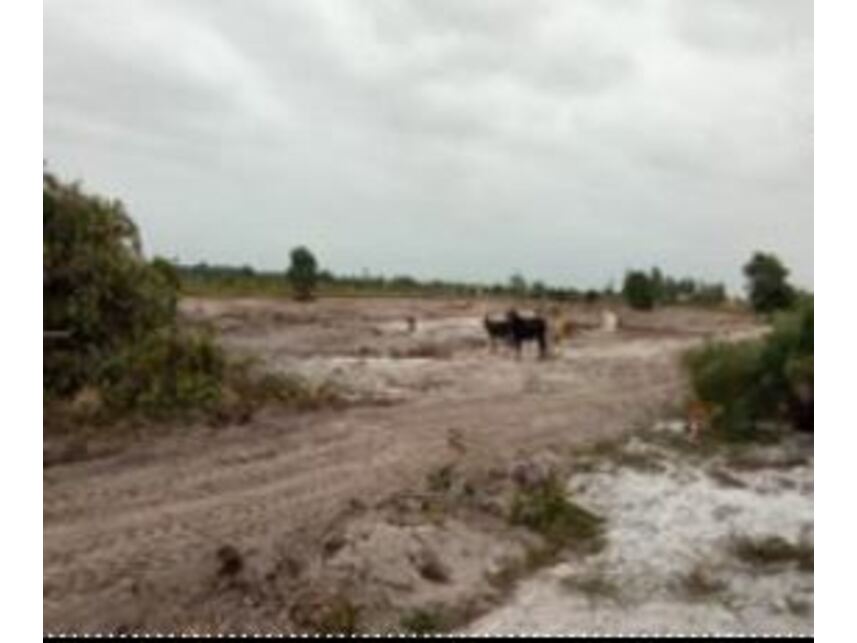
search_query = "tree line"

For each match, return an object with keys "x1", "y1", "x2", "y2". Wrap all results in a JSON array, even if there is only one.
[{"x1": 178, "y1": 249, "x2": 776, "y2": 311}]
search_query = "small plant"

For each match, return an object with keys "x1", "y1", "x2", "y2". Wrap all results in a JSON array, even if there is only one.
[
  {"x1": 400, "y1": 607, "x2": 448, "y2": 634},
  {"x1": 226, "y1": 365, "x2": 344, "y2": 412},
  {"x1": 509, "y1": 473, "x2": 605, "y2": 552},
  {"x1": 314, "y1": 596, "x2": 361, "y2": 635},
  {"x1": 730, "y1": 535, "x2": 813, "y2": 572}
]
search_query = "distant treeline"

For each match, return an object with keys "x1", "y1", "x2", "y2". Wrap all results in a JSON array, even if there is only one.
[
  {"x1": 175, "y1": 261, "x2": 729, "y2": 307},
  {"x1": 622, "y1": 268, "x2": 728, "y2": 310},
  {"x1": 175, "y1": 262, "x2": 574, "y2": 299}
]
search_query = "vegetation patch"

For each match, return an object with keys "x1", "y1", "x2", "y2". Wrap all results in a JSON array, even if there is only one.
[
  {"x1": 290, "y1": 591, "x2": 361, "y2": 635},
  {"x1": 399, "y1": 607, "x2": 450, "y2": 634},
  {"x1": 508, "y1": 473, "x2": 605, "y2": 553},
  {"x1": 730, "y1": 536, "x2": 813, "y2": 572},
  {"x1": 43, "y1": 172, "x2": 346, "y2": 437},
  {"x1": 684, "y1": 297, "x2": 813, "y2": 439}
]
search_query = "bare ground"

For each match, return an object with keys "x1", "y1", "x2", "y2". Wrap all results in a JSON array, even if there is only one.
[
  {"x1": 465, "y1": 429, "x2": 814, "y2": 636},
  {"x1": 44, "y1": 297, "x2": 765, "y2": 633}
]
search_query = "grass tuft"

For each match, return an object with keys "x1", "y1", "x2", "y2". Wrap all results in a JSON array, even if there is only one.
[
  {"x1": 508, "y1": 473, "x2": 605, "y2": 552},
  {"x1": 730, "y1": 535, "x2": 813, "y2": 572}
]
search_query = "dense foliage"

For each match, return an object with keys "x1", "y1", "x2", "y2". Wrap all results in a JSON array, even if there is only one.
[
  {"x1": 43, "y1": 173, "x2": 180, "y2": 397},
  {"x1": 43, "y1": 172, "x2": 347, "y2": 429},
  {"x1": 622, "y1": 267, "x2": 727, "y2": 311},
  {"x1": 743, "y1": 252, "x2": 796, "y2": 314},
  {"x1": 287, "y1": 246, "x2": 319, "y2": 301},
  {"x1": 622, "y1": 271, "x2": 657, "y2": 310},
  {"x1": 685, "y1": 296, "x2": 813, "y2": 436}
]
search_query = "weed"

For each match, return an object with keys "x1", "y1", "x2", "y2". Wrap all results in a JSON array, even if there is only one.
[
  {"x1": 730, "y1": 536, "x2": 813, "y2": 572},
  {"x1": 317, "y1": 598, "x2": 360, "y2": 635},
  {"x1": 399, "y1": 607, "x2": 448, "y2": 634},
  {"x1": 509, "y1": 473, "x2": 605, "y2": 553}
]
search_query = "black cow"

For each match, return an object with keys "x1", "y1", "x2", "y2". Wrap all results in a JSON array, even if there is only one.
[
  {"x1": 483, "y1": 309, "x2": 548, "y2": 359},
  {"x1": 483, "y1": 315, "x2": 512, "y2": 351}
]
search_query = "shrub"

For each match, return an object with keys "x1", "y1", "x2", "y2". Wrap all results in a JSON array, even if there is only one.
[
  {"x1": 225, "y1": 365, "x2": 344, "y2": 412},
  {"x1": 685, "y1": 298, "x2": 813, "y2": 435},
  {"x1": 99, "y1": 329, "x2": 225, "y2": 418},
  {"x1": 684, "y1": 340, "x2": 764, "y2": 437},
  {"x1": 400, "y1": 608, "x2": 448, "y2": 634},
  {"x1": 44, "y1": 172, "x2": 179, "y2": 397},
  {"x1": 730, "y1": 535, "x2": 813, "y2": 572}
]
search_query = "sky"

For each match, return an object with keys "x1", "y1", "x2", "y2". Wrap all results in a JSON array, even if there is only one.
[{"x1": 44, "y1": 0, "x2": 813, "y2": 292}]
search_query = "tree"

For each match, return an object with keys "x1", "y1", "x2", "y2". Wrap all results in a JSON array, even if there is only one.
[
  {"x1": 622, "y1": 270, "x2": 656, "y2": 310},
  {"x1": 743, "y1": 252, "x2": 795, "y2": 314},
  {"x1": 287, "y1": 246, "x2": 318, "y2": 301}
]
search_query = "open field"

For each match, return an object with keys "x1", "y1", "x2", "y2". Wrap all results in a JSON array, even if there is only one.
[{"x1": 44, "y1": 296, "x2": 771, "y2": 633}]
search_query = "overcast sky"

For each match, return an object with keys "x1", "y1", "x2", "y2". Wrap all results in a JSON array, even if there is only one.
[{"x1": 44, "y1": 0, "x2": 813, "y2": 291}]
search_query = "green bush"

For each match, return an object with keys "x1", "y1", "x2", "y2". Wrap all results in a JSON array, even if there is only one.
[
  {"x1": 44, "y1": 173, "x2": 179, "y2": 397},
  {"x1": 685, "y1": 298, "x2": 813, "y2": 435},
  {"x1": 400, "y1": 608, "x2": 448, "y2": 634},
  {"x1": 99, "y1": 329, "x2": 225, "y2": 418}
]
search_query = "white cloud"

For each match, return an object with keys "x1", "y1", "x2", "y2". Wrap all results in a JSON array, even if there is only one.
[{"x1": 44, "y1": 0, "x2": 813, "y2": 290}]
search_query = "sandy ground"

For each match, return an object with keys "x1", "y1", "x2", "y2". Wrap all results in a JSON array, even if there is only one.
[
  {"x1": 465, "y1": 430, "x2": 814, "y2": 636},
  {"x1": 43, "y1": 297, "x2": 768, "y2": 633}
]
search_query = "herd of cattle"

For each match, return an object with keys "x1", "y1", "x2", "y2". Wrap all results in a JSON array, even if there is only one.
[
  {"x1": 402, "y1": 307, "x2": 621, "y2": 360},
  {"x1": 483, "y1": 309, "x2": 549, "y2": 359}
]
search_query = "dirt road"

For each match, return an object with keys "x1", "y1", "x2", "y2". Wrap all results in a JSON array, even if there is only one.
[{"x1": 44, "y1": 297, "x2": 762, "y2": 632}]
